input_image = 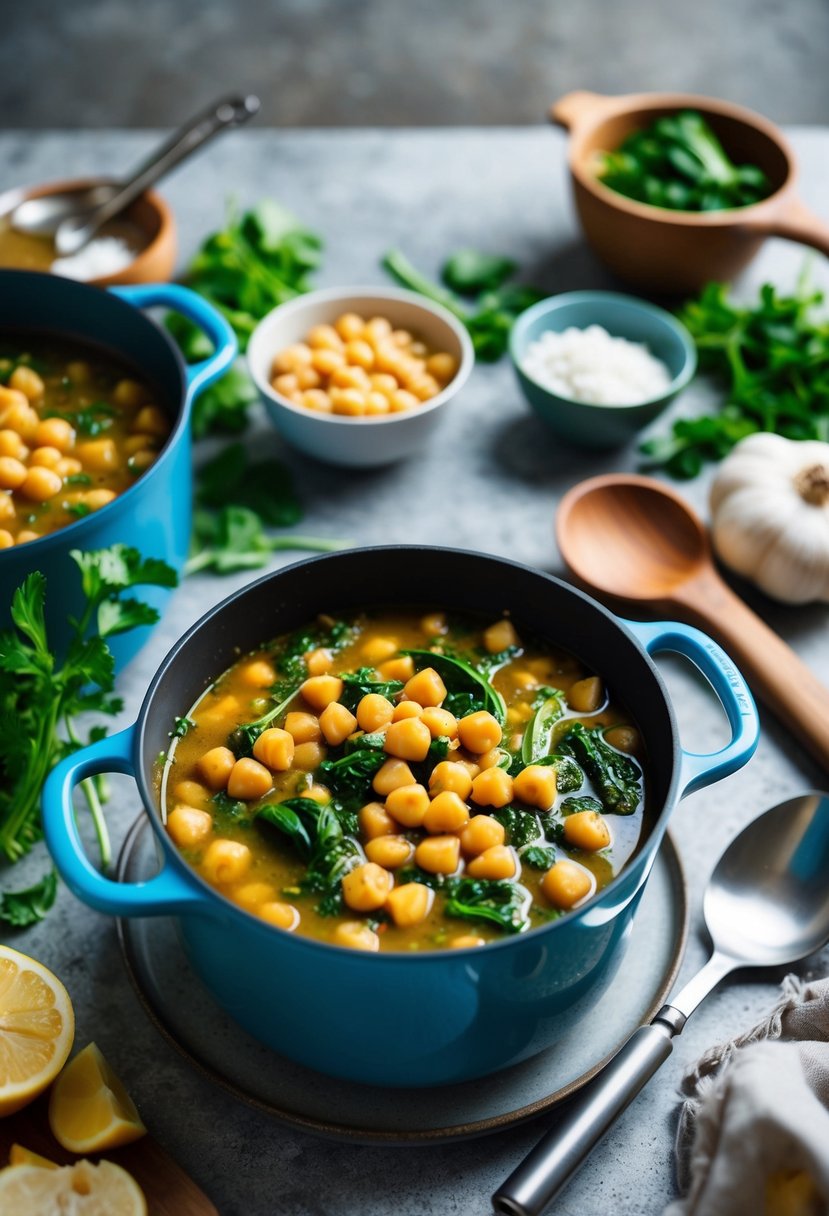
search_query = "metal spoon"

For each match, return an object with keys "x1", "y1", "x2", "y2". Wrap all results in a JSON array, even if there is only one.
[
  {"x1": 493, "y1": 791, "x2": 829, "y2": 1216},
  {"x1": 555, "y1": 473, "x2": 829, "y2": 770},
  {"x1": 11, "y1": 93, "x2": 260, "y2": 253}
]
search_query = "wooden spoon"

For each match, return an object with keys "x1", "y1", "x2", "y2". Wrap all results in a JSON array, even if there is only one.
[{"x1": 556, "y1": 473, "x2": 829, "y2": 770}]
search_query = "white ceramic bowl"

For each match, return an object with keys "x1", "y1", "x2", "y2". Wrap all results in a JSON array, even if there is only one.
[{"x1": 247, "y1": 286, "x2": 474, "y2": 467}]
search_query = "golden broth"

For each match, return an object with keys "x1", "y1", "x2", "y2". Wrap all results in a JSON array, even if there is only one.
[{"x1": 162, "y1": 611, "x2": 649, "y2": 953}]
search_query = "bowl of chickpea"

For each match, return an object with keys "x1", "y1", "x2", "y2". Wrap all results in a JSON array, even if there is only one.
[
  {"x1": 247, "y1": 286, "x2": 474, "y2": 467},
  {"x1": 43, "y1": 546, "x2": 758, "y2": 1085}
]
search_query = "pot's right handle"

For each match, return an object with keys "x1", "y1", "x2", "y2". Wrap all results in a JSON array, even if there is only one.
[
  {"x1": 623, "y1": 620, "x2": 759, "y2": 797},
  {"x1": 742, "y1": 195, "x2": 829, "y2": 258},
  {"x1": 549, "y1": 90, "x2": 618, "y2": 130},
  {"x1": 42, "y1": 725, "x2": 206, "y2": 917}
]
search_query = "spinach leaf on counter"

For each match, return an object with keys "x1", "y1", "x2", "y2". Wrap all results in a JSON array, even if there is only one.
[
  {"x1": 0, "y1": 547, "x2": 178, "y2": 923},
  {"x1": 196, "y1": 442, "x2": 302, "y2": 526},
  {"x1": 641, "y1": 277, "x2": 829, "y2": 478},
  {"x1": 382, "y1": 249, "x2": 544, "y2": 362},
  {"x1": 0, "y1": 869, "x2": 58, "y2": 927}
]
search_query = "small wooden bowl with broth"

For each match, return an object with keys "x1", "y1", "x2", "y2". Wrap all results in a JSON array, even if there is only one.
[{"x1": 247, "y1": 287, "x2": 474, "y2": 468}]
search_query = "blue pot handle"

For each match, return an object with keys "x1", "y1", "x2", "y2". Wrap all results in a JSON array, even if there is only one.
[
  {"x1": 42, "y1": 725, "x2": 205, "y2": 917},
  {"x1": 110, "y1": 283, "x2": 237, "y2": 400},
  {"x1": 624, "y1": 619, "x2": 759, "y2": 798}
]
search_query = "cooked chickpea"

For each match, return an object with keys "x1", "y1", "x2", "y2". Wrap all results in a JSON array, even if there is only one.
[
  {"x1": 166, "y1": 805, "x2": 213, "y2": 848},
  {"x1": 359, "y1": 801, "x2": 400, "y2": 840},
  {"x1": 226, "y1": 757, "x2": 272, "y2": 801},
  {"x1": 419, "y1": 707, "x2": 458, "y2": 740},
  {"x1": 273, "y1": 372, "x2": 300, "y2": 398},
  {"x1": 19, "y1": 466, "x2": 62, "y2": 502},
  {"x1": 392, "y1": 699, "x2": 424, "y2": 722},
  {"x1": 0, "y1": 457, "x2": 26, "y2": 490},
  {"x1": 512, "y1": 764, "x2": 557, "y2": 810},
  {"x1": 197, "y1": 746, "x2": 236, "y2": 791},
  {"x1": 76, "y1": 437, "x2": 119, "y2": 472},
  {"x1": 344, "y1": 339, "x2": 375, "y2": 370},
  {"x1": 331, "y1": 387, "x2": 368, "y2": 416},
  {"x1": 9, "y1": 366, "x2": 44, "y2": 401},
  {"x1": 253, "y1": 727, "x2": 295, "y2": 771},
  {"x1": 284, "y1": 711, "x2": 321, "y2": 744},
  {"x1": 356, "y1": 693, "x2": 395, "y2": 732},
  {"x1": 319, "y1": 701, "x2": 358, "y2": 746},
  {"x1": 604, "y1": 725, "x2": 641, "y2": 754},
  {"x1": 477, "y1": 747, "x2": 508, "y2": 770},
  {"x1": 293, "y1": 741, "x2": 327, "y2": 770},
  {"x1": 568, "y1": 677, "x2": 604, "y2": 714},
  {"x1": 449, "y1": 934, "x2": 486, "y2": 949},
  {"x1": 408, "y1": 374, "x2": 441, "y2": 402},
  {"x1": 377, "y1": 656, "x2": 415, "y2": 681},
  {"x1": 458, "y1": 710, "x2": 502, "y2": 754},
  {"x1": 273, "y1": 343, "x2": 313, "y2": 374},
  {"x1": 364, "y1": 316, "x2": 393, "y2": 346},
  {"x1": 201, "y1": 839, "x2": 252, "y2": 885},
  {"x1": 365, "y1": 835, "x2": 415, "y2": 870},
  {"x1": 384, "y1": 717, "x2": 432, "y2": 762},
  {"x1": 29, "y1": 446, "x2": 62, "y2": 469},
  {"x1": 563, "y1": 810, "x2": 611, "y2": 852},
  {"x1": 239, "y1": 659, "x2": 277, "y2": 688},
  {"x1": 259, "y1": 902, "x2": 301, "y2": 930},
  {"x1": 466, "y1": 845, "x2": 517, "y2": 881},
  {"x1": 333, "y1": 921, "x2": 380, "y2": 952},
  {"x1": 56, "y1": 457, "x2": 82, "y2": 477},
  {"x1": 385, "y1": 882, "x2": 434, "y2": 927},
  {"x1": 459, "y1": 814, "x2": 506, "y2": 856},
  {"x1": 423, "y1": 790, "x2": 469, "y2": 834},
  {"x1": 127, "y1": 450, "x2": 157, "y2": 474},
  {"x1": 385, "y1": 783, "x2": 430, "y2": 828},
  {"x1": 307, "y1": 324, "x2": 344, "y2": 351},
  {"x1": 0, "y1": 530, "x2": 13, "y2": 549},
  {"x1": 365, "y1": 391, "x2": 391, "y2": 415},
  {"x1": 334, "y1": 313, "x2": 365, "y2": 342},
  {"x1": 415, "y1": 834, "x2": 460, "y2": 875},
  {"x1": 470, "y1": 767, "x2": 514, "y2": 808},
  {"x1": 361, "y1": 636, "x2": 398, "y2": 665},
  {"x1": 303, "y1": 647, "x2": 332, "y2": 676},
  {"x1": 311, "y1": 348, "x2": 346, "y2": 376},
  {"x1": 403, "y1": 667, "x2": 447, "y2": 708},
  {"x1": 484, "y1": 619, "x2": 520, "y2": 654},
  {"x1": 84, "y1": 489, "x2": 117, "y2": 511},
  {"x1": 541, "y1": 859, "x2": 595, "y2": 909},
  {"x1": 342, "y1": 862, "x2": 393, "y2": 912},
  {"x1": 34, "y1": 417, "x2": 75, "y2": 451},
  {"x1": 66, "y1": 360, "x2": 91, "y2": 383},
  {"x1": 0, "y1": 429, "x2": 26, "y2": 459},
  {"x1": 16, "y1": 529, "x2": 40, "y2": 544},
  {"x1": 198, "y1": 694, "x2": 240, "y2": 725},
  {"x1": 296, "y1": 364, "x2": 321, "y2": 391},
  {"x1": 0, "y1": 394, "x2": 37, "y2": 438},
  {"x1": 303, "y1": 389, "x2": 333, "y2": 412},
  {"x1": 305, "y1": 784, "x2": 331, "y2": 804},
  {"x1": 389, "y1": 389, "x2": 420, "y2": 413},
  {"x1": 300, "y1": 674, "x2": 344, "y2": 711},
  {"x1": 232, "y1": 881, "x2": 277, "y2": 910},
  {"x1": 426, "y1": 352, "x2": 458, "y2": 382},
  {"x1": 174, "y1": 780, "x2": 211, "y2": 809},
  {"x1": 428, "y1": 760, "x2": 473, "y2": 800},
  {"x1": 370, "y1": 372, "x2": 399, "y2": 397},
  {"x1": 113, "y1": 379, "x2": 147, "y2": 408},
  {"x1": 372, "y1": 758, "x2": 416, "y2": 796},
  {"x1": 331, "y1": 364, "x2": 371, "y2": 392}
]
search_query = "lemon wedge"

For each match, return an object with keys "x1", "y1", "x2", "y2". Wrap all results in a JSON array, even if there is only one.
[
  {"x1": 8, "y1": 1145, "x2": 58, "y2": 1169},
  {"x1": 0, "y1": 944, "x2": 74, "y2": 1116},
  {"x1": 48, "y1": 1042, "x2": 146, "y2": 1153},
  {"x1": 0, "y1": 1159, "x2": 146, "y2": 1216}
]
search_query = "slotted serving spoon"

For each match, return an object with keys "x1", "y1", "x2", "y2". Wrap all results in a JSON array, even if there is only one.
[
  {"x1": 555, "y1": 474, "x2": 829, "y2": 770},
  {"x1": 493, "y1": 790, "x2": 829, "y2": 1216}
]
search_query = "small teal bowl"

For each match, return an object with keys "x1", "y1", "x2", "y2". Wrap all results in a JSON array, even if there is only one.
[{"x1": 509, "y1": 290, "x2": 697, "y2": 449}]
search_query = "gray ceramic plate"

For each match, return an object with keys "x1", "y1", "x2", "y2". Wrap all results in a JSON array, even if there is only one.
[{"x1": 117, "y1": 816, "x2": 688, "y2": 1145}]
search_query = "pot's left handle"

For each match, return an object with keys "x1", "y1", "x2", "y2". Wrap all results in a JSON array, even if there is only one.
[
  {"x1": 624, "y1": 619, "x2": 759, "y2": 797},
  {"x1": 110, "y1": 283, "x2": 237, "y2": 400},
  {"x1": 43, "y1": 725, "x2": 206, "y2": 917}
]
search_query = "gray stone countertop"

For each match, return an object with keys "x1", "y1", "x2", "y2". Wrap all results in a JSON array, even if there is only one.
[{"x1": 2, "y1": 128, "x2": 829, "y2": 1216}]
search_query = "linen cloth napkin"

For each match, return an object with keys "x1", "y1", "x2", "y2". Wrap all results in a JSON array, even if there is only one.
[{"x1": 664, "y1": 975, "x2": 829, "y2": 1216}]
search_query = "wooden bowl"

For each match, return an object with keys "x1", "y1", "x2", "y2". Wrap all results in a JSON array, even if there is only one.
[
  {"x1": 550, "y1": 90, "x2": 829, "y2": 294},
  {"x1": 0, "y1": 177, "x2": 176, "y2": 287}
]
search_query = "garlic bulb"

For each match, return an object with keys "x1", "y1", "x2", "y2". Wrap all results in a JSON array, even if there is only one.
[{"x1": 710, "y1": 432, "x2": 829, "y2": 604}]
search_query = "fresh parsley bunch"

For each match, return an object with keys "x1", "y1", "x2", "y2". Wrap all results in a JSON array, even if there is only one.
[{"x1": 0, "y1": 545, "x2": 177, "y2": 925}]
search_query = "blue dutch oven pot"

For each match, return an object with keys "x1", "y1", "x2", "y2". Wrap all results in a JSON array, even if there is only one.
[
  {"x1": 43, "y1": 547, "x2": 759, "y2": 1088},
  {"x1": 0, "y1": 270, "x2": 236, "y2": 669}
]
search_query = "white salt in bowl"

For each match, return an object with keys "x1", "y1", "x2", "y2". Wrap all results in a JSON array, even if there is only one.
[{"x1": 509, "y1": 290, "x2": 697, "y2": 449}]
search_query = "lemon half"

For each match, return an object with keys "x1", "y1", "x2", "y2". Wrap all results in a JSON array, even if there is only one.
[
  {"x1": 0, "y1": 1160, "x2": 146, "y2": 1216},
  {"x1": 0, "y1": 945, "x2": 74, "y2": 1117}
]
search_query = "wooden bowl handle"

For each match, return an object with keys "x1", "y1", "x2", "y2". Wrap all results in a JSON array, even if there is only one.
[
  {"x1": 549, "y1": 91, "x2": 614, "y2": 131},
  {"x1": 744, "y1": 196, "x2": 829, "y2": 258}
]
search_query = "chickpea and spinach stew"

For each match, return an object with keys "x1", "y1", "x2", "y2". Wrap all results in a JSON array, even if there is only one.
[
  {"x1": 162, "y1": 612, "x2": 647, "y2": 953},
  {"x1": 0, "y1": 336, "x2": 170, "y2": 547}
]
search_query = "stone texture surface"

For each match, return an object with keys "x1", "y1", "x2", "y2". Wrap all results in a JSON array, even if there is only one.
[
  {"x1": 2, "y1": 127, "x2": 829, "y2": 1215},
  {"x1": 2, "y1": 0, "x2": 829, "y2": 127}
]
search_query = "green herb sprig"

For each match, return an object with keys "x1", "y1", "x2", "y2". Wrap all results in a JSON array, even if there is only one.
[{"x1": 0, "y1": 546, "x2": 177, "y2": 925}]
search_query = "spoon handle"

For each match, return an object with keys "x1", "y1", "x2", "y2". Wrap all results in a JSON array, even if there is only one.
[
  {"x1": 54, "y1": 94, "x2": 260, "y2": 256},
  {"x1": 492, "y1": 1021, "x2": 676, "y2": 1216},
  {"x1": 674, "y1": 570, "x2": 829, "y2": 771}
]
